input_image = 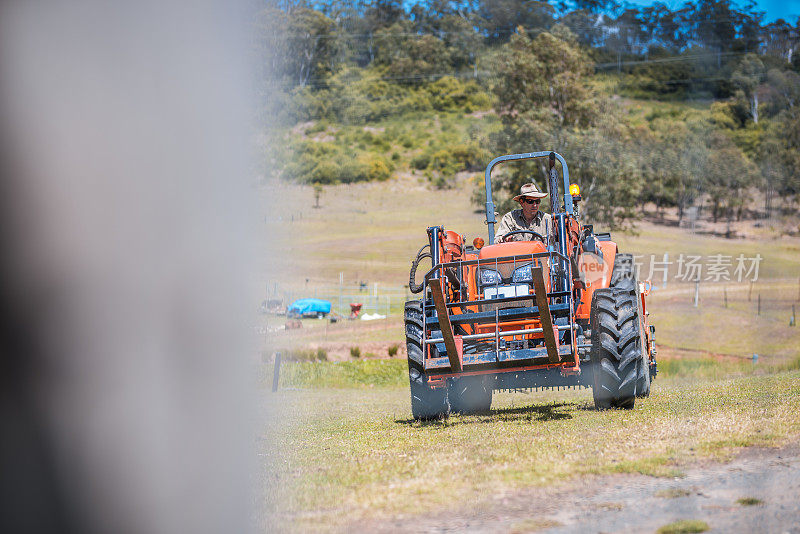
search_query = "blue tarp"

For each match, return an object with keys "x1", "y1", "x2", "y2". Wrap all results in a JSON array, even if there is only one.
[{"x1": 287, "y1": 298, "x2": 332, "y2": 316}]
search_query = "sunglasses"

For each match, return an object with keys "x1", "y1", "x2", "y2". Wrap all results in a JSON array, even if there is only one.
[{"x1": 520, "y1": 198, "x2": 540, "y2": 205}]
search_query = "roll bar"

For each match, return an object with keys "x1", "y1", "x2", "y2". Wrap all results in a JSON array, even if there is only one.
[{"x1": 483, "y1": 151, "x2": 573, "y2": 243}]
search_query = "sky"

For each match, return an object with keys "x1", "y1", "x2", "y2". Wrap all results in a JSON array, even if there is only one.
[{"x1": 616, "y1": 0, "x2": 800, "y2": 23}]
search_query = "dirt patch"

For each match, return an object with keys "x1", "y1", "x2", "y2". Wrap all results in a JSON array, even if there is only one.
[{"x1": 350, "y1": 439, "x2": 800, "y2": 533}]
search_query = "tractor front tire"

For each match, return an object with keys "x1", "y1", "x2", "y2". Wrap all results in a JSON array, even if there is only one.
[
  {"x1": 590, "y1": 288, "x2": 648, "y2": 409},
  {"x1": 448, "y1": 376, "x2": 493, "y2": 415},
  {"x1": 405, "y1": 300, "x2": 449, "y2": 420}
]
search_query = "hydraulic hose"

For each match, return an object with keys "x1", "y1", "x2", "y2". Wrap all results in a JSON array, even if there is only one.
[{"x1": 409, "y1": 245, "x2": 431, "y2": 294}]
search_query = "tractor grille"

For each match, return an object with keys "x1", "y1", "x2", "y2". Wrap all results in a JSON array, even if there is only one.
[{"x1": 481, "y1": 298, "x2": 534, "y2": 313}]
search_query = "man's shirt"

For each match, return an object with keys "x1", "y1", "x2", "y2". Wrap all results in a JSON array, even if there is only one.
[{"x1": 494, "y1": 209, "x2": 552, "y2": 243}]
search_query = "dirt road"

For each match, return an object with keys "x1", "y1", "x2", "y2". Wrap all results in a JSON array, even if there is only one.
[{"x1": 355, "y1": 440, "x2": 800, "y2": 533}]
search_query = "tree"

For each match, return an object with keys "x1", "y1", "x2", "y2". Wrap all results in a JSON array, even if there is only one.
[
  {"x1": 766, "y1": 68, "x2": 800, "y2": 112},
  {"x1": 285, "y1": 8, "x2": 339, "y2": 87},
  {"x1": 702, "y1": 130, "x2": 757, "y2": 229},
  {"x1": 476, "y1": 0, "x2": 554, "y2": 44},
  {"x1": 732, "y1": 53, "x2": 764, "y2": 124},
  {"x1": 313, "y1": 184, "x2": 323, "y2": 208},
  {"x1": 492, "y1": 26, "x2": 595, "y2": 126},
  {"x1": 485, "y1": 27, "x2": 643, "y2": 229},
  {"x1": 374, "y1": 22, "x2": 451, "y2": 82},
  {"x1": 761, "y1": 19, "x2": 798, "y2": 64}
]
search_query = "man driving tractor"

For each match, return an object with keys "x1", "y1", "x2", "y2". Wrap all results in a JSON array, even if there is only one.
[{"x1": 494, "y1": 182, "x2": 552, "y2": 243}]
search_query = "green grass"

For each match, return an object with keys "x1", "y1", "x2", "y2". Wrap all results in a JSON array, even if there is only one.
[
  {"x1": 266, "y1": 370, "x2": 800, "y2": 531},
  {"x1": 736, "y1": 497, "x2": 764, "y2": 506},
  {"x1": 657, "y1": 519, "x2": 710, "y2": 534},
  {"x1": 269, "y1": 355, "x2": 800, "y2": 392},
  {"x1": 277, "y1": 359, "x2": 408, "y2": 389}
]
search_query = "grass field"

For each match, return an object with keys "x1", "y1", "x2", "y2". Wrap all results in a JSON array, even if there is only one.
[
  {"x1": 263, "y1": 360, "x2": 800, "y2": 532},
  {"x1": 258, "y1": 153, "x2": 800, "y2": 532}
]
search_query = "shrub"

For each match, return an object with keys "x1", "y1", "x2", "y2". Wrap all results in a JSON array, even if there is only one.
[
  {"x1": 411, "y1": 152, "x2": 431, "y2": 170},
  {"x1": 339, "y1": 159, "x2": 369, "y2": 183},
  {"x1": 363, "y1": 156, "x2": 392, "y2": 181},
  {"x1": 305, "y1": 121, "x2": 327, "y2": 135},
  {"x1": 387, "y1": 344, "x2": 399, "y2": 357},
  {"x1": 350, "y1": 346, "x2": 361, "y2": 358},
  {"x1": 310, "y1": 160, "x2": 340, "y2": 184}
]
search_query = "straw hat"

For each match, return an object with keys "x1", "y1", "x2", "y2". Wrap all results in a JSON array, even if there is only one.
[{"x1": 512, "y1": 183, "x2": 548, "y2": 202}]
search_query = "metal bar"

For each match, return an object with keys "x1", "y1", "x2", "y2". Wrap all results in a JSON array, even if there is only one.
[
  {"x1": 429, "y1": 279, "x2": 462, "y2": 372},
  {"x1": 483, "y1": 151, "x2": 573, "y2": 244},
  {"x1": 555, "y1": 213, "x2": 569, "y2": 293},
  {"x1": 426, "y1": 345, "x2": 574, "y2": 370},
  {"x1": 533, "y1": 265, "x2": 560, "y2": 363},
  {"x1": 549, "y1": 152, "x2": 559, "y2": 214},
  {"x1": 272, "y1": 352, "x2": 282, "y2": 392},
  {"x1": 423, "y1": 251, "x2": 570, "y2": 278},
  {"x1": 426, "y1": 303, "x2": 571, "y2": 326},
  {"x1": 429, "y1": 226, "x2": 440, "y2": 272},
  {"x1": 426, "y1": 303, "x2": 570, "y2": 326},
  {"x1": 424, "y1": 323, "x2": 577, "y2": 344},
  {"x1": 441, "y1": 290, "x2": 572, "y2": 309}
]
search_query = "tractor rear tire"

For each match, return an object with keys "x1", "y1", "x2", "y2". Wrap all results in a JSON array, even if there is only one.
[
  {"x1": 448, "y1": 376, "x2": 493, "y2": 415},
  {"x1": 590, "y1": 287, "x2": 648, "y2": 409},
  {"x1": 611, "y1": 251, "x2": 651, "y2": 398},
  {"x1": 405, "y1": 300, "x2": 449, "y2": 420}
]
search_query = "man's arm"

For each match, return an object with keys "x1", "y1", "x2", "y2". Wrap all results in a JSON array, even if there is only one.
[{"x1": 494, "y1": 213, "x2": 513, "y2": 242}]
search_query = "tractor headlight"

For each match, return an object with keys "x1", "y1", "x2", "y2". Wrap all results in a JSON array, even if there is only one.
[
  {"x1": 480, "y1": 268, "x2": 502, "y2": 285},
  {"x1": 512, "y1": 264, "x2": 533, "y2": 283}
]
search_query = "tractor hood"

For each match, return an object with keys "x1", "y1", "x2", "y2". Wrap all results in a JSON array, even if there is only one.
[{"x1": 478, "y1": 241, "x2": 547, "y2": 259}]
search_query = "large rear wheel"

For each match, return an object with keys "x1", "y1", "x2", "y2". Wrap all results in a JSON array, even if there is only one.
[
  {"x1": 405, "y1": 300, "x2": 449, "y2": 420},
  {"x1": 590, "y1": 287, "x2": 649, "y2": 409}
]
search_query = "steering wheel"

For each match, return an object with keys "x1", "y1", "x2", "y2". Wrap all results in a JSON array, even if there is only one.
[{"x1": 499, "y1": 229, "x2": 546, "y2": 243}]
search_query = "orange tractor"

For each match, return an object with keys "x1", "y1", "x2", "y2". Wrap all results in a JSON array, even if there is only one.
[{"x1": 405, "y1": 151, "x2": 657, "y2": 418}]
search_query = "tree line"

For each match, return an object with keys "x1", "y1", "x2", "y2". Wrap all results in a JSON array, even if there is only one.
[{"x1": 259, "y1": 1, "x2": 800, "y2": 230}]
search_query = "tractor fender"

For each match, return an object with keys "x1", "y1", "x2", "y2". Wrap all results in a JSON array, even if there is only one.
[{"x1": 575, "y1": 240, "x2": 617, "y2": 320}]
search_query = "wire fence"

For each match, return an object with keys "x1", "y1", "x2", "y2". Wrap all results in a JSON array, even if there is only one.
[
  {"x1": 650, "y1": 278, "x2": 800, "y2": 327},
  {"x1": 263, "y1": 275, "x2": 800, "y2": 325},
  {"x1": 263, "y1": 283, "x2": 412, "y2": 318}
]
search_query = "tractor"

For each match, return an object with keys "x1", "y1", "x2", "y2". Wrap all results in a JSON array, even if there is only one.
[{"x1": 404, "y1": 151, "x2": 657, "y2": 418}]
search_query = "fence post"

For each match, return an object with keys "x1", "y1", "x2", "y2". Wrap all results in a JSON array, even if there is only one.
[
  {"x1": 757, "y1": 293, "x2": 761, "y2": 316},
  {"x1": 724, "y1": 286, "x2": 727, "y2": 308},
  {"x1": 694, "y1": 276, "x2": 699, "y2": 307},
  {"x1": 662, "y1": 252, "x2": 669, "y2": 289},
  {"x1": 791, "y1": 304, "x2": 796, "y2": 327},
  {"x1": 272, "y1": 352, "x2": 282, "y2": 392},
  {"x1": 338, "y1": 272, "x2": 343, "y2": 316}
]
